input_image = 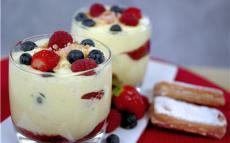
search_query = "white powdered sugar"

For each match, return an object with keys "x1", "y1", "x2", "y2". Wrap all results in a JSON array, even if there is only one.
[{"x1": 154, "y1": 96, "x2": 226, "y2": 126}]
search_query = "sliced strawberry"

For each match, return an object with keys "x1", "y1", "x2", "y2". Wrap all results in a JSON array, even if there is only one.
[
  {"x1": 31, "y1": 50, "x2": 60, "y2": 72},
  {"x1": 123, "y1": 7, "x2": 142, "y2": 19},
  {"x1": 71, "y1": 58, "x2": 97, "y2": 76},
  {"x1": 106, "y1": 109, "x2": 121, "y2": 133},
  {"x1": 81, "y1": 90, "x2": 104, "y2": 100},
  {"x1": 89, "y1": 3, "x2": 106, "y2": 17},
  {"x1": 126, "y1": 40, "x2": 150, "y2": 60},
  {"x1": 112, "y1": 85, "x2": 145, "y2": 119},
  {"x1": 48, "y1": 31, "x2": 73, "y2": 50}
]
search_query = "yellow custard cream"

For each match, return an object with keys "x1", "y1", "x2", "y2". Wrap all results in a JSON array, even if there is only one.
[
  {"x1": 71, "y1": 4, "x2": 151, "y2": 86},
  {"x1": 9, "y1": 33, "x2": 112, "y2": 142}
]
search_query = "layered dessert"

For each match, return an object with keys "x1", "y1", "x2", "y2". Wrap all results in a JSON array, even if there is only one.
[
  {"x1": 71, "y1": 3, "x2": 151, "y2": 86},
  {"x1": 9, "y1": 31, "x2": 112, "y2": 142}
]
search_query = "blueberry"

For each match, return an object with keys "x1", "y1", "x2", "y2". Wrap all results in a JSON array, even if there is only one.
[
  {"x1": 75, "y1": 12, "x2": 88, "y2": 22},
  {"x1": 110, "y1": 24, "x2": 122, "y2": 32},
  {"x1": 34, "y1": 92, "x2": 45, "y2": 104},
  {"x1": 19, "y1": 53, "x2": 32, "y2": 65},
  {"x1": 88, "y1": 50, "x2": 105, "y2": 64},
  {"x1": 80, "y1": 39, "x2": 95, "y2": 47},
  {"x1": 106, "y1": 134, "x2": 120, "y2": 143},
  {"x1": 82, "y1": 19, "x2": 96, "y2": 27},
  {"x1": 121, "y1": 112, "x2": 137, "y2": 129},
  {"x1": 67, "y1": 50, "x2": 84, "y2": 63},
  {"x1": 41, "y1": 70, "x2": 55, "y2": 77},
  {"x1": 110, "y1": 5, "x2": 123, "y2": 13},
  {"x1": 20, "y1": 41, "x2": 37, "y2": 51}
]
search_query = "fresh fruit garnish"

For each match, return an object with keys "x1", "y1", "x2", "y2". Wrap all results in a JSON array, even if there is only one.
[
  {"x1": 126, "y1": 40, "x2": 150, "y2": 60},
  {"x1": 110, "y1": 24, "x2": 122, "y2": 32},
  {"x1": 112, "y1": 85, "x2": 145, "y2": 119},
  {"x1": 90, "y1": 3, "x2": 106, "y2": 17},
  {"x1": 82, "y1": 19, "x2": 96, "y2": 27},
  {"x1": 48, "y1": 31, "x2": 73, "y2": 50},
  {"x1": 106, "y1": 109, "x2": 121, "y2": 133},
  {"x1": 31, "y1": 50, "x2": 60, "y2": 72},
  {"x1": 71, "y1": 58, "x2": 97, "y2": 76},
  {"x1": 88, "y1": 50, "x2": 105, "y2": 64},
  {"x1": 67, "y1": 50, "x2": 84, "y2": 64},
  {"x1": 19, "y1": 53, "x2": 32, "y2": 65},
  {"x1": 20, "y1": 41, "x2": 37, "y2": 51},
  {"x1": 110, "y1": 5, "x2": 123, "y2": 13},
  {"x1": 106, "y1": 134, "x2": 120, "y2": 143},
  {"x1": 81, "y1": 90, "x2": 104, "y2": 100},
  {"x1": 119, "y1": 12, "x2": 139, "y2": 26},
  {"x1": 80, "y1": 39, "x2": 95, "y2": 47},
  {"x1": 123, "y1": 7, "x2": 142, "y2": 19},
  {"x1": 141, "y1": 96, "x2": 150, "y2": 111},
  {"x1": 75, "y1": 12, "x2": 88, "y2": 22},
  {"x1": 120, "y1": 111, "x2": 137, "y2": 129}
]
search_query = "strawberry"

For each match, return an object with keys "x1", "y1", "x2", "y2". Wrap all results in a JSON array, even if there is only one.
[
  {"x1": 31, "y1": 50, "x2": 60, "y2": 72},
  {"x1": 71, "y1": 58, "x2": 97, "y2": 76},
  {"x1": 106, "y1": 109, "x2": 121, "y2": 133},
  {"x1": 123, "y1": 7, "x2": 142, "y2": 19},
  {"x1": 48, "y1": 31, "x2": 73, "y2": 50},
  {"x1": 81, "y1": 90, "x2": 104, "y2": 100},
  {"x1": 89, "y1": 3, "x2": 106, "y2": 17},
  {"x1": 126, "y1": 40, "x2": 150, "y2": 60},
  {"x1": 119, "y1": 12, "x2": 139, "y2": 26},
  {"x1": 112, "y1": 85, "x2": 145, "y2": 119},
  {"x1": 141, "y1": 96, "x2": 150, "y2": 111}
]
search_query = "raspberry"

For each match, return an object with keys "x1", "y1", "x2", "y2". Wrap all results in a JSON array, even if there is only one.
[
  {"x1": 89, "y1": 3, "x2": 106, "y2": 17},
  {"x1": 123, "y1": 7, "x2": 142, "y2": 19},
  {"x1": 119, "y1": 12, "x2": 139, "y2": 26},
  {"x1": 48, "y1": 31, "x2": 73, "y2": 50},
  {"x1": 71, "y1": 58, "x2": 97, "y2": 76},
  {"x1": 106, "y1": 109, "x2": 121, "y2": 133},
  {"x1": 31, "y1": 50, "x2": 60, "y2": 72}
]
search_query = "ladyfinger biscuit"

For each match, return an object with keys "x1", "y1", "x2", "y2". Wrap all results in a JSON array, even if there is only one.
[
  {"x1": 154, "y1": 81, "x2": 225, "y2": 106},
  {"x1": 150, "y1": 96, "x2": 227, "y2": 139}
]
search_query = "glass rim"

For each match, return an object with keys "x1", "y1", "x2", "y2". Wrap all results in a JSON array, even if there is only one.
[
  {"x1": 72, "y1": 6, "x2": 152, "y2": 35},
  {"x1": 9, "y1": 34, "x2": 112, "y2": 77}
]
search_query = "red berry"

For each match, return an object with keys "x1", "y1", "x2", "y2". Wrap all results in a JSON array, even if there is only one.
[
  {"x1": 48, "y1": 31, "x2": 73, "y2": 50},
  {"x1": 126, "y1": 40, "x2": 150, "y2": 60},
  {"x1": 71, "y1": 58, "x2": 97, "y2": 76},
  {"x1": 106, "y1": 109, "x2": 121, "y2": 133},
  {"x1": 119, "y1": 12, "x2": 139, "y2": 26},
  {"x1": 141, "y1": 96, "x2": 150, "y2": 111},
  {"x1": 112, "y1": 85, "x2": 145, "y2": 119},
  {"x1": 89, "y1": 3, "x2": 106, "y2": 17},
  {"x1": 123, "y1": 7, "x2": 142, "y2": 19},
  {"x1": 81, "y1": 90, "x2": 104, "y2": 100},
  {"x1": 31, "y1": 50, "x2": 60, "y2": 72}
]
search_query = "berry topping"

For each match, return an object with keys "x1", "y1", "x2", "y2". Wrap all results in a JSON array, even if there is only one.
[
  {"x1": 19, "y1": 53, "x2": 32, "y2": 65},
  {"x1": 71, "y1": 58, "x2": 97, "y2": 76},
  {"x1": 126, "y1": 40, "x2": 150, "y2": 60},
  {"x1": 20, "y1": 41, "x2": 37, "y2": 51},
  {"x1": 106, "y1": 109, "x2": 121, "y2": 133},
  {"x1": 82, "y1": 19, "x2": 96, "y2": 27},
  {"x1": 31, "y1": 50, "x2": 60, "y2": 72},
  {"x1": 80, "y1": 39, "x2": 95, "y2": 47},
  {"x1": 142, "y1": 95, "x2": 150, "y2": 111},
  {"x1": 110, "y1": 24, "x2": 122, "y2": 32},
  {"x1": 75, "y1": 12, "x2": 88, "y2": 22},
  {"x1": 112, "y1": 85, "x2": 145, "y2": 119},
  {"x1": 88, "y1": 50, "x2": 105, "y2": 64},
  {"x1": 106, "y1": 134, "x2": 120, "y2": 143},
  {"x1": 48, "y1": 31, "x2": 73, "y2": 50},
  {"x1": 90, "y1": 3, "x2": 106, "y2": 17},
  {"x1": 81, "y1": 90, "x2": 104, "y2": 100},
  {"x1": 121, "y1": 112, "x2": 137, "y2": 129},
  {"x1": 119, "y1": 12, "x2": 139, "y2": 26},
  {"x1": 123, "y1": 7, "x2": 142, "y2": 19},
  {"x1": 110, "y1": 5, "x2": 123, "y2": 13},
  {"x1": 67, "y1": 50, "x2": 84, "y2": 64}
]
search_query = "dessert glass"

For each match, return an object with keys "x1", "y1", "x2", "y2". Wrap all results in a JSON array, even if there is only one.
[
  {"x1": 71, "y1": 8, "x2": 151, "y2": 86},
  {"x1": 9, "y1": 34, "x2": 112, "y2": 143}
]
